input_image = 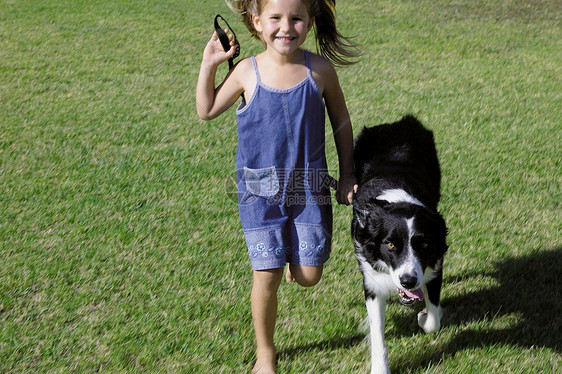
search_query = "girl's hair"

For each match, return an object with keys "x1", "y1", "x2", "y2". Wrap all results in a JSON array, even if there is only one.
[{"x1": 227, "y1": 0, "x2": 359, "y2": 66}]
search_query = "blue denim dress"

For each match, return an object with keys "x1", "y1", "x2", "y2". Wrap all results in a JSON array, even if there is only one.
[{"x1": 236, "y1": 52, "x2": 332, "y2": 271}]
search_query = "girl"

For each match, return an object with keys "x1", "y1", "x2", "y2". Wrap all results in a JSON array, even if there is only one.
[{"x1": 196, "y1": 0, "x2": 357, "y2": 372}]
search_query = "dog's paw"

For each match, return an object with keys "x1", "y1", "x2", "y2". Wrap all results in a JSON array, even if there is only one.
[{"x1": 417, "y1": 306, "x2": 442, "y2": 333}]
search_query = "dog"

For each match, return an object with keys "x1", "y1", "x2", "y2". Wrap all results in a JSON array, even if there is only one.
[{"x1": 352, "y1": 115, "x2": 448, "y2": 373}]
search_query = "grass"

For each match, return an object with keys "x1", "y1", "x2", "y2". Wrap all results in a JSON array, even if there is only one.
[{"x1": 0, "y1": 0, "x2": 560, "y2": 372}]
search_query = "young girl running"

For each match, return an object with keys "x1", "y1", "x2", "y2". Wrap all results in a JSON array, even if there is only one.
[{"x1": 196, "y1": 0, "x2": 357, "y2": 372}]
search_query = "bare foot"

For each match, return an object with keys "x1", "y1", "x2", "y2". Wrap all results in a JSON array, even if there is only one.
[
  {"x1": 285, "y1": 267, "x2": 295, "y2": 283},
  {"x1": 252, "y1": 351, "x2": 276, "y2": 374}
]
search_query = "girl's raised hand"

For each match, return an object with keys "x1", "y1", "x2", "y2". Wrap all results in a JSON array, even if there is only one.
[{"x1": 202, "y1": 29, "x2": 238, "y2": 67}]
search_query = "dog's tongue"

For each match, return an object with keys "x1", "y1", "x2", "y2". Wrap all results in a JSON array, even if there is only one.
[{"x1": 404, "y1": 288, "x2": 424, "y2": 301}]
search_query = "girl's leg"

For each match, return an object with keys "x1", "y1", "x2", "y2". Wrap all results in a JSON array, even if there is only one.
[
  {"x1": 251, "y1": 267, "x2": 284, "y2": 374},
  {"x1": 251, "y1": 265, "x2": 323, "y2": 373},
  {"x1": 286, "y1": 264, "x2": 323, "y2": 287}
]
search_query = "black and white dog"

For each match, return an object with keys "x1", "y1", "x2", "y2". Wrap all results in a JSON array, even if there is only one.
[{"x1": 352, "y1": 115, "x2": 448, "y2": 373}]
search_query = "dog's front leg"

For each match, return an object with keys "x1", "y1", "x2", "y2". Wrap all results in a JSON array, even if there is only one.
[
  {"x1": 366, "y1": 295, "x2": 390, "y2": 374},
  {"x1": 418, "y1": 269, "x2": 443, "y2": 333}
]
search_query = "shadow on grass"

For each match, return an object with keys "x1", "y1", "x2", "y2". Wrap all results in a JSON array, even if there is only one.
[
  {"x1": 277, "y1": 247, "x2": 561, "y2": 371},
  {"x1": 390, "y1": 246, "x2": 561, "y2": 372},
  {"x1": 277, "y1": 333, "x2": 365, "y2": 358}
]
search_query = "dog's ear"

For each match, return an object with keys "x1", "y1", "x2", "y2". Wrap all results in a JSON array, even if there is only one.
[
  {"x1": 353, "y1": 202, "x2": 386, "y2": 230},
  {"x1": 430, "y1": 211, "x2": 449, "y2": 256},
  {"x1": 352, "y1": 198, "x2": 373, "y2": 229},
  {"x1": 354, "y1": 207, "x2": 369, "y2": 229}
]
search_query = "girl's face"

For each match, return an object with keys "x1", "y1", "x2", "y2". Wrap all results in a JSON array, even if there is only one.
[{"x1": 252, "y1": 0, "x2": 313, "y2": 57}]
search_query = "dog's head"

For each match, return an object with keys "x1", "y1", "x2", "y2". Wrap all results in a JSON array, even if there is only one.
[{"x1": 353, "y1": 197, "x2": 448, "y2": 294}]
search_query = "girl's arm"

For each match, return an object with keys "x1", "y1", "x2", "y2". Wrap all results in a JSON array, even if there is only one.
[
  {"x1": 196, "y1": 30, "x2": 244, "y2": 120},
  {"x1": 320, "y1": 60, "x2": 357, "y2": 205}
]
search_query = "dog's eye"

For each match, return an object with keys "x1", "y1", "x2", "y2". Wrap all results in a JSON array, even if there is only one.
[
  {"x1": 421, "y1": 242, "x2": 429, "y2": 249},
  {"x1": 387, "y1": 242, "x2": 395, "y2": 250}
]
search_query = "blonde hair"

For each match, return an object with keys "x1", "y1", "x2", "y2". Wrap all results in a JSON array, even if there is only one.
[{"x1": 227, "y1": 0, "x2": 358, "y2": 66}]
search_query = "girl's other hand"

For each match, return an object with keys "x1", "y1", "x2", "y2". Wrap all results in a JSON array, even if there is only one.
[
  {"x1": 336, "y1": 174, "x2": 358, "y2": 205},
  {"x1": 202, "y1": 29, "x2": 238, "y2": 67}
]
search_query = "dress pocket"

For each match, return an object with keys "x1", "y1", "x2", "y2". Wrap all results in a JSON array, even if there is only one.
[{"x1": 244, "y1": 166, "x2": 280, "y2": 197}]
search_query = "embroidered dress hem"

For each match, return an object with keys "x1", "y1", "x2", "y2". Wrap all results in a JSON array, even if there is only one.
[{"x1": 244, "y1": 223, "x2": 331, "y2": 271}]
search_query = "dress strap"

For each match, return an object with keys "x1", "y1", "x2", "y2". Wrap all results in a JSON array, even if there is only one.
[
  {"x1": 250, "y1": 56, "x2": 261, "y2": 83},
  {"x1": 305, "y1": 51, "x2": 312, "y2": 77}
]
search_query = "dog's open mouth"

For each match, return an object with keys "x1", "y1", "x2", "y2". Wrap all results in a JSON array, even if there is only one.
[{"x1": 398, "y1": 288, "x2": 424, "y2": 305}]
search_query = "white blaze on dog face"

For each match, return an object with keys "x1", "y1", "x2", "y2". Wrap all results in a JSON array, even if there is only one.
[{"x1": 389, "y1": 217, "x2": 423, "y2": 291}]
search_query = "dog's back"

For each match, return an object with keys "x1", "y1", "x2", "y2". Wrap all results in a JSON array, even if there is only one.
[{"x1": 354, "y1": 115, "x2": 441, "y2": 210}]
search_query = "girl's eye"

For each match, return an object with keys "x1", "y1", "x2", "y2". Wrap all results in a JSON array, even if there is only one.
[{"x1": 387, "y1": 242, "x2": 395, "y2": 250}]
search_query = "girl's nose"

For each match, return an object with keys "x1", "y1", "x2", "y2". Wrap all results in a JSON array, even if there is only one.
[{"x1": 280, "y1": 18, "x2": 291, "y2": 32}]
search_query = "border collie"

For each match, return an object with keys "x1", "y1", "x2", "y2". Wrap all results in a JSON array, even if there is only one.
[{"x1": 352, "y1": 115, "x2": 448, "y2": 373}]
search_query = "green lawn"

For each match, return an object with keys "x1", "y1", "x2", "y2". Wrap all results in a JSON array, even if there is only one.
[{"x1": 1, "y1": 0, "x2": 560, "y2": 372}]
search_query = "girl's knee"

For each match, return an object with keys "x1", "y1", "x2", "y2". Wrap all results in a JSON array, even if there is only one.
[
  {"x1": 253, "y1": 268, "x2": 284, "y2": 291},
  {"x1": 289, "y1": 264, "x2": 323, "y2": 287}
]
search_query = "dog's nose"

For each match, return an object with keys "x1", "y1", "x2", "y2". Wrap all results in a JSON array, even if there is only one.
[{"x1": 399, "y1": 274, "x2": 418, "y2": 289}]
